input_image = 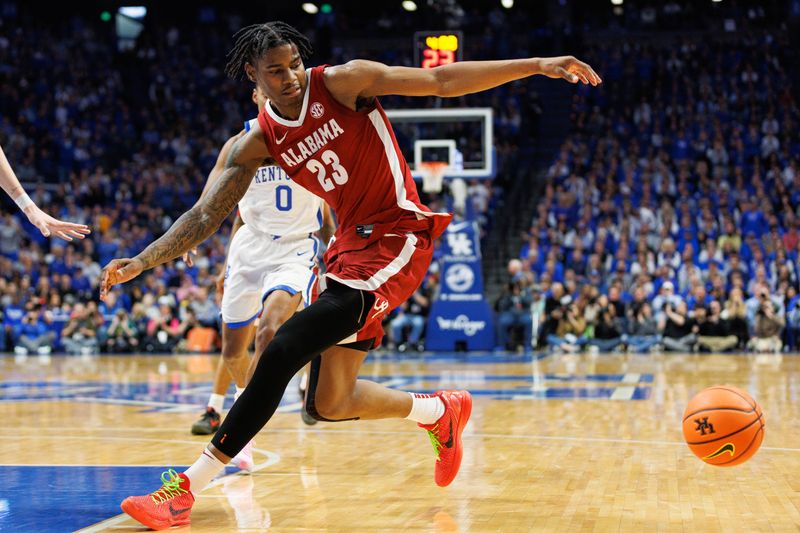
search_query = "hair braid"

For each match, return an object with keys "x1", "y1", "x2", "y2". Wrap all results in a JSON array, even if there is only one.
[{"x1": 225, "y1": 21, "x2": 313, "y2": 80}]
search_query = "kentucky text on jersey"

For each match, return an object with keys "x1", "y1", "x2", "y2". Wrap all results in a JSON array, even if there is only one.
[
  {"x1": 279, "y1": 118, "x2": 345, "y2": 168},
  {"x1": 254, "y1": 166, "x2": 291, "y2": 183}
]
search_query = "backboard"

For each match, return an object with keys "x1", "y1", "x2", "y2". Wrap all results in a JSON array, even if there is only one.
[{"x1": 384, "y1": 107, "x2": 495, "y2": 180}]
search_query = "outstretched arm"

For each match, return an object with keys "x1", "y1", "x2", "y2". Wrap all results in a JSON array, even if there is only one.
[
  {"x1": 324, "y1": 56, "x2": 601, "y2": 104},
  {"x1": 198, "y1": 132, "x2": 246, "y2": 201},
  {"x1": 100, "y1": 125, "x2": 270, "y2": 299},
  {"x1": 0, "y1": 144, "x2": 90, "y2": 240},
  {"x1": 182, "y1": 131, "x2": 244, "y2": 266}
]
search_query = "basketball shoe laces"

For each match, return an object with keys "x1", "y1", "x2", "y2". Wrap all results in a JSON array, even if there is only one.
[
  {"x1": 425, "y1": 423, "x2": 443, "y2": 460},
  {"x1": 150, "y1": 469, "x2": 188, "y2": 504}
]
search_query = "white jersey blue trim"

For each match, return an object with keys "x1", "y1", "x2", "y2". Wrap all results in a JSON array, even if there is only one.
[{"x1": 237, "y1": 117, "x2": 323, "y2": 237}]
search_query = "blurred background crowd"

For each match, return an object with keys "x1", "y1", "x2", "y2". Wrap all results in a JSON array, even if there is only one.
[
  {"x1": 498, "y1": 19, "x2": 800, "y2": 354},
  {"x1": 1, "y1": 0, "x2": 798, "y2": 354}
]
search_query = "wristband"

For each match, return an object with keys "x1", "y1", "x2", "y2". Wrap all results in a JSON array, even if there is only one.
[{"x1": 14, "y1": 192, "x2": 34, "y2": 211}]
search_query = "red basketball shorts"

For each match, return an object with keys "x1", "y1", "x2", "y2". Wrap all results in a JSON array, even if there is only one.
[{"x1": 324, "y1": 230, "x2": 434, "y2": 347}]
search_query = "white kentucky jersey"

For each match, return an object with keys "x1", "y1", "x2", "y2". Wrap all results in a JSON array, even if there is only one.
[{"x1": 237, "y1": 118, "x2": 324, "y2": 237}]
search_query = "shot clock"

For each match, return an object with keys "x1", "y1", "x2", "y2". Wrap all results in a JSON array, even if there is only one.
[{"x1": 414, "y1": 30, "x2": 464, "y2": 69}]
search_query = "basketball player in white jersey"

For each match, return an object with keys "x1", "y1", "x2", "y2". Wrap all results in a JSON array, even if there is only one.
[
  {"x1": 187, "y1": 86, "x2": 334, "y2": 471},
  {"x1": 0, "y1": 143, "x2": 90, "y2": 240}
]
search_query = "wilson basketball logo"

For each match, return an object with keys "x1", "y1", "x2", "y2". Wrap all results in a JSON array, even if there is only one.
[{"x1": 310, "y1": 102, "x2": 325, "y2": 119}]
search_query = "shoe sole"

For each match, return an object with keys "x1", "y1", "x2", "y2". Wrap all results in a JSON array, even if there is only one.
[
  {"x1": 121, "y1": 499, "x2": 191, "y2": 530},
  {"x1": 438, "y1": 391, "x2": 472, "y2": 487},
  {"x1": 301, "y1": 410, "x2": 318, "y2": 426},
  {"x1": 190, "y1": 424, "x2": 219, "y2": 435}
]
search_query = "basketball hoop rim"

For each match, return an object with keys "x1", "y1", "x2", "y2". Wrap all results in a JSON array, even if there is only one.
[
  {"x1": 419, "y1": 161, "x2": 449, "y2": 174},
  {"x1": 419, "y1": 161, "x2": 447, "y2": 193}
]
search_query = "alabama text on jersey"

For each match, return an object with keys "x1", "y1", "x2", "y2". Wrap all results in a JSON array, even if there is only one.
[{"x1": 238, "y1": 118, "x2": 323, "y2": 237}]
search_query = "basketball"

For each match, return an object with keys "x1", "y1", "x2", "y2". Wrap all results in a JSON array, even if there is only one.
[
  {"x1": 682, "y1": 386, "x2": 765, "y2": 467},
  {"x1": 6, "y1": 2, "x2": 800, "y2": 531}
]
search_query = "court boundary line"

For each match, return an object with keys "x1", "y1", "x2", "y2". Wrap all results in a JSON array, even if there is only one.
[
  {"x1": 10, "y1": 427, "x2": 799, "y2": 531},
  {"x1": 3, "y1": 435, "x2": 281, "y2": 533},
  {"x1": 6, "y1": 427, "x2": 799, "y2": 454}
]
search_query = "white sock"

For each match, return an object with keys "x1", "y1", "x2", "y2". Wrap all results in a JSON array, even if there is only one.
[
  {"x1": 184, "y1": 449, "x2": 226, "y2": 495},
  {"x1": 234, "y1": 386, "x2": 245, "y2": 402},
  {"x1": 208, "y1": 393, "x2": 225, "y2": 413},
  {"x1": 405, "y1": 393, "x2": 445, "y2": 425}
]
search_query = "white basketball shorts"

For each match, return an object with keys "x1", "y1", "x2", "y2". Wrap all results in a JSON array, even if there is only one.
[{"x1": 221, "y1": 224, "x2": 318, "y2": 328}]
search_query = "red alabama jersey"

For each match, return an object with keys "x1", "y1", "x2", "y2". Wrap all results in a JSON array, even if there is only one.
[{"x1": 257, "y1": 65, "x2": 450, "y2": 256}]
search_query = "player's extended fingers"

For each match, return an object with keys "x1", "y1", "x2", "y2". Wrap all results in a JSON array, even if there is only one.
[
  {"x1": 571, "y1": 59, "x2": 601, "y2": 86},
  {"x1": 101, "y1": 263, "x2": 123, "y2": 299},
  {"x1": 100, "y1": 269, "x2": 111, "y2": 300},
  {"x1": 57, "y1": 221, "x2": 91, "y2": 232},
  {"x1": 570, "y1": 63, "x2": 593, "y2": 85},
  {"x1": 65, "y1": 229, "x2": 88, "y2": 239},
  {"x1": 580, "y1": 62, "x2": 602, "y2": 85},
  {"x1": 557, "y1": 66, "x2": 578, "y2": 83},
  {"x1": 574, "y1": 69, "x2": 590, "y2": 85},
  {"x1": 55, "y1": 230, "x2": 74, "y2": 242},
  {"x1": 35, "y1": 223, "x2": 52, "y2": 238}
]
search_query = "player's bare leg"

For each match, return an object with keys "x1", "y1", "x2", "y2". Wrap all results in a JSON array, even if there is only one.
[
  {"x1": 248, "y1": 290, "x2": 316, "y2": 424},
  {"x1": 248, "y1": 290, "x2": 303, "y2": 380},
  {"x1": 306, "y1": 344, "x2": 472, "y2": 487},
  {"x1": 191, "y1": 325, "x2": 253, "y2": 435},
  {"x1": 211, "y1": 357, "x2": 232, "y2": 399},
  {"x1": 211, "y1": 324, "x2": 255, "y2": 470},
  {"x1": 191, "y1": 358, "x2": 232, "y2": 435},
  {"x1": 121, "y1": 283, "x2": 468, "y2": 529},
  {"x1": 310, "y1": 345, "x2": 411, "y2": 420},
  {"x1": 222, "y1": 324, "x2": 255, "y2": 388}
]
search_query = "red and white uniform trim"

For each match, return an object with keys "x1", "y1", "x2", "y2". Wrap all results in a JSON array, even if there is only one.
[{"x1": 257, "y1": 65, "x2": 452, "y2": 346}]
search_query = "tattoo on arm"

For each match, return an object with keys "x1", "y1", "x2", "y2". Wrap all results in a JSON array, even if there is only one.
[{"x1": 135, "y1": 143, "x2": 258, "y2": 270}]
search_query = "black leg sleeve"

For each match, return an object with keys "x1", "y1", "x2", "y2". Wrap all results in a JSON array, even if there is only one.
[{"x1": 211, "y1": 281, "x2": 374, "y2": 457}]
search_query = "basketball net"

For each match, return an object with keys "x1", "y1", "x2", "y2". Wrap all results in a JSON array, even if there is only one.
[{"x1": 419, "y1": 161, "x2": 447, "y2": 194}]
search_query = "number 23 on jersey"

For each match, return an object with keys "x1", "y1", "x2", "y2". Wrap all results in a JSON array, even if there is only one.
[{"x1": 306, "y1": 149, "x2": 348, "y2": 192}]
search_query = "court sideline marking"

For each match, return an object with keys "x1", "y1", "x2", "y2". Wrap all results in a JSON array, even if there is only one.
[
  {"x1": 9, "y1": 429, "x2": 795, "y2": 531},
  {"x1": 2, "y1": 435, "x2": 280, "y2": 533},
  {"x1": 5, "y1": 428, "x2": 798, "y2": 456}
]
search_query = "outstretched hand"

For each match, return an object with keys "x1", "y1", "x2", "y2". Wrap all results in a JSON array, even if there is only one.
[
  {"x1": 182, "y1": 247, "x2": 199, "y2": 267},
  {"x1": 538, "y1": 56, "x2": 602, "y2": 86},
  {"x1": 23, "y1": 205, "x2": 91, "y2": 241},
  {"x1": 100, "y1": 257, "x2": 144, "y2": 301}
]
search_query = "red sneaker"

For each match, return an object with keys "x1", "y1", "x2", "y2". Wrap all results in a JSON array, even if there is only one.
[
  {"x1": 120, "y1": 469, "x2": 195, "y2": 530},
  {"x1": 418, "y1": 390, "x2": 472, "y2": 487}
]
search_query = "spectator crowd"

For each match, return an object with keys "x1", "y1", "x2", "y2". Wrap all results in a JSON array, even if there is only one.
[
  {"x1": 0, "y1": 3, "x2": 529, "y2": 354},
  {"x1": 3, "y1": 3, "x2": 794, "y2": 355},
  {"x1": 496, "y1": 30, "x2": 800, "y2": 354}
]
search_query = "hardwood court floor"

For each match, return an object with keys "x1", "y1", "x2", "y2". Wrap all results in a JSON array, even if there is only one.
[{"x1": 1, "y1": 351, "x2": 799, "y2": 532}]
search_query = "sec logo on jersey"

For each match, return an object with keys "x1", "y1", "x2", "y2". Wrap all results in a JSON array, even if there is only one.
[{"x1": 310, "y1": 102, "x2": 325, "y2": 119}]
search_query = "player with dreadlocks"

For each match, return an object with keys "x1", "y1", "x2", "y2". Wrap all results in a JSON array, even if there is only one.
[{"x1": 101, "y1": 20, "x2": 601, "y2": 529}]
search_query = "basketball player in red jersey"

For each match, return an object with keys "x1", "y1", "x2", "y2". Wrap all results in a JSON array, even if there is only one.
[{"x1": 100, "y1": 21, "x2": 601, "y2": 530}]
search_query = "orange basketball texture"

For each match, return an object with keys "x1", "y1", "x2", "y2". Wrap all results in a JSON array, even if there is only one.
[{"x1": 682, "y1": 386, "x2": 765, "y2": 467}]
